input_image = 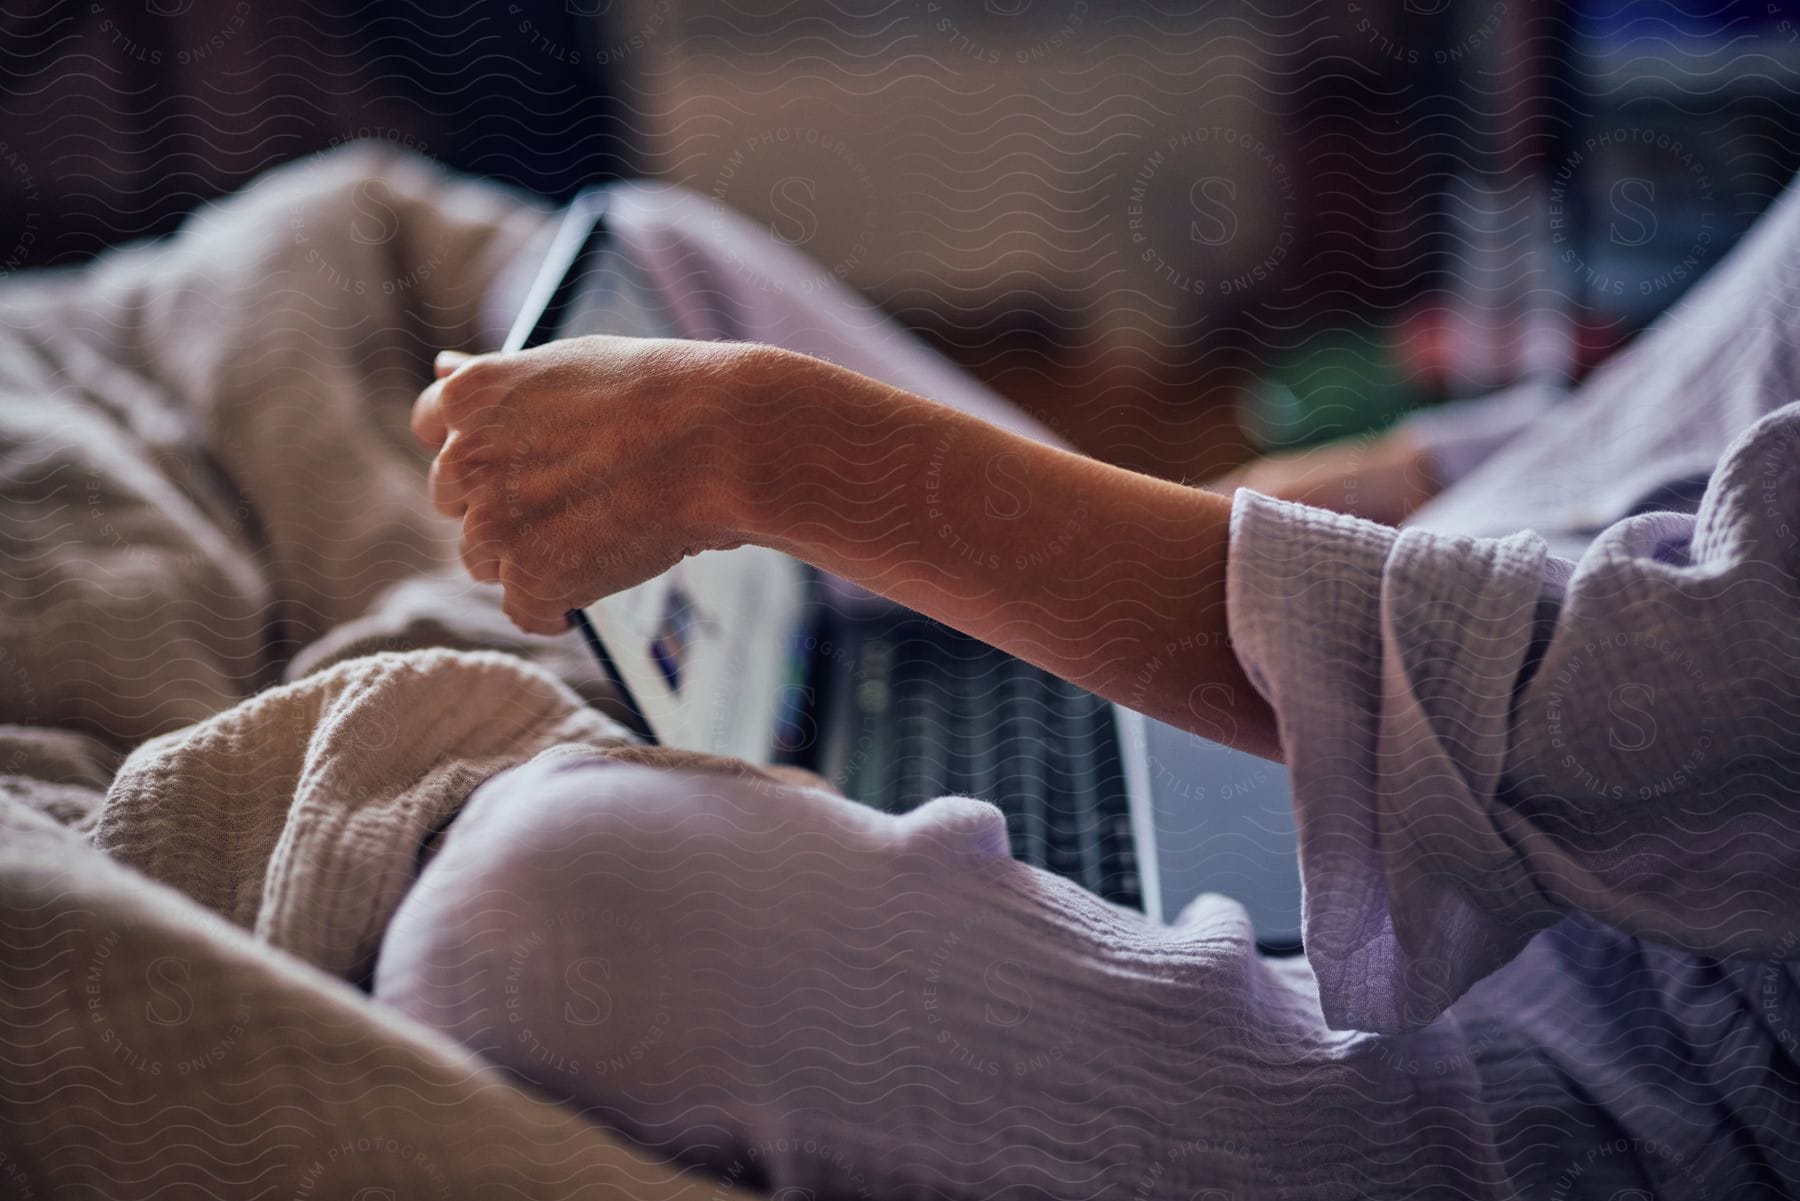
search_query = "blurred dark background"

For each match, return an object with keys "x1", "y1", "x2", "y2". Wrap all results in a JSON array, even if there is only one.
[
  {"x1": 3, "y1": 0, "x2": 1798, "y2": 478},
  {"x1": 0, "y1": 2, "x2": 636, "y2": 251}
]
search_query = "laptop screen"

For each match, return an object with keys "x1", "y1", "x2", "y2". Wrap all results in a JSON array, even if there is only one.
[{"x1": 510, "y1": 198, "x2": 812, "y2": 764}]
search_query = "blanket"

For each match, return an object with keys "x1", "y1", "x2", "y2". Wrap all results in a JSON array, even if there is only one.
[{"x1": 0, "y1": 145, "x2": 738, "y2": 1197}]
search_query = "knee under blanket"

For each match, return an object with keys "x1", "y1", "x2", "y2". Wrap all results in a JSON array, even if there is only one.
[{"x1": 0, "y1": 650, "x2": 755, "y2": 1198}]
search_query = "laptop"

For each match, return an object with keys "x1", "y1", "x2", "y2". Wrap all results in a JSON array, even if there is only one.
[{"x1": 504, "y1": 187, "x2": 1304, "y2": 950}]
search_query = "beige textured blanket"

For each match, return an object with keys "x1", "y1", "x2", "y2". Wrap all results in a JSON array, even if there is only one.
[{"x1": 0, "y1": 146, "x2": 732, "y2": 1198}]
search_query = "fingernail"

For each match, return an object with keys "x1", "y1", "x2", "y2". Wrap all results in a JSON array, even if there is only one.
[{"x1": 435, "y1": 350, "x2": 471, "y2": 369}]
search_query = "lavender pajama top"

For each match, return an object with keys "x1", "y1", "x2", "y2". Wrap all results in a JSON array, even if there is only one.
[{"x1": 1235, "y1": 172, "x2": 1800, "y2": 1190}]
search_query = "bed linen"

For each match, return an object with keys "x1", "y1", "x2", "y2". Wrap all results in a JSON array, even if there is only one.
[{"x1": 0, "y1": 144, "x2": 750, "y2": 1198}]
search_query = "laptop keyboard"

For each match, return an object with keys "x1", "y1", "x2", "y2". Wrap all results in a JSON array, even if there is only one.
[{"x1": 833, "y1": 615, "x2": 1141, "y2": 909}]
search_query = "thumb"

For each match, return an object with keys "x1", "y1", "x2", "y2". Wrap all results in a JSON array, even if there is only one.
[{"x1": 434, "y1": 349, "x2": 474, "y2": 379}]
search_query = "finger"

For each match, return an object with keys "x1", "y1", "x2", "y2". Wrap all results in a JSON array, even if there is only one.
[
  {"x1": 435, "y1": 349, "x2": 473, "y2": 379},
  {"x1": 499, "y1": 561, "x2": 574, "y2": 636},
  {"x1": 436, "y1": 354, "x2": 506, "y2": 426},
  {"x1": 458, "y1": 509, "x2": 504, "y2": 584},
  {"x1": 428, "y1": 435, "x2": 479, "y2": 518},
  {"x1": 503, "y1": 594, "x2": 571, "y2": 637},
  {"x1": 412, "y1": 378, "x2": 448, "y2": 449}
]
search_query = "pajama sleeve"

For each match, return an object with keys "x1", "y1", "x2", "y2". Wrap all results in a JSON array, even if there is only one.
[{"x1": 1227, "y1": 401, "x2": 1800, "y2": 1035}]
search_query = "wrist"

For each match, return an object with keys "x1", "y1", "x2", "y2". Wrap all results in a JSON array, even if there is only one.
[
  {"x1": 704, "y1": 342, "x2": 932, "y2": 564},
  {"x1": 698, "y1": 342, "x2": 834, "y2": 552}
]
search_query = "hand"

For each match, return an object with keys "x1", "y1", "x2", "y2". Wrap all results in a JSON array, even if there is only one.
[
  {"x1": 412, "y1": 336, "x2": 767, "y2": 634},
  {"x1": 1205, "y1": 430, "x2": 1439, "y2": 525}
]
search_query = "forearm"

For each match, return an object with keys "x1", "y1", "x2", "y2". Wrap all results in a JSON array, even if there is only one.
[
  {"x1": 719, "y1": 348, "x2": 1281, "y2": 760},
  {"x1": 418, "y1": 336, "x2": 1279, "y2": 757}
]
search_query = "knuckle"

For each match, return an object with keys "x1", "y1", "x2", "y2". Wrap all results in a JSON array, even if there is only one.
[
  {"x1": 500, "y1": 557, "x2": 550, "y2": 597},
  {"x1": 435, "y1": 379, "x2": 471, "y2": 422},
  {"x1": 502, "y1": 593, "x2": 561, "y2": 634},
  {"x1": 428, "y1": 458, "x2": 460, "y2": 514},
  {"x1": 443, "y1": 358, "x2": 507, "y2": 411},
  {"x1": 411, "y1": 387, "x2": 444, "y2": 434},
  {"x1": 436, "y1": 380, "x2": 478, "y2": 424},
  {"x1": 439, "y1": 433, "x2": 496, "y2": 483},
  {"x1": 458, "y1": 515, "x2": 493, "y2": 550},
  {"x1": 461, "y1": 552, "x2": 500, "y2": 585},
  {"x1": 463, "y1": 502, "x2": 505, "y2": 540}
]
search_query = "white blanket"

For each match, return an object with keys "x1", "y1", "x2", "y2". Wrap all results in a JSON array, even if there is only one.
[{"x1": 0, "y1": 145, "x2": 741, "y2": 1198}]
